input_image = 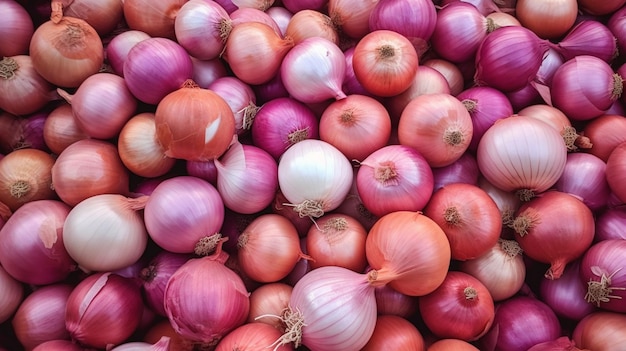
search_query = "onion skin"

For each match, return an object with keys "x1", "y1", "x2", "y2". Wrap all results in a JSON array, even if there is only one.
[
  {"x1": 573, "y1": 311, "x2": 626, "y2": 350},
  {"x1": 0, "y1": 0, "x2": 34, "y2": 57},
  {"x1": 361, "y1": 315, "x2": 425, "y2": 351}
]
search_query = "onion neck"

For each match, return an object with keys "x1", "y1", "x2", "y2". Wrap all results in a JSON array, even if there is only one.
[
  {"x1": 287, "y1": 127, "x2": 310, "y2": 145},
  {"x1": 242, "y1": 102, "x2": 260, "y2": 130},
  {"x1": 140, "y1": 265, "x2": 157, "y2": 283},
  {"x1": 461, "y1": 99, "x2": 478, "y2": 113},
  {"x1": 374, "y1": 161, "x2": 399, "y2": 186},
  {"x1": 510, "y1": 210, "x2": 539, "y2": 237},
  {"x1": 515, "y1": 189, "x2": 536, "y2": 202},
  {"x1": 0, "y1": 57, "x2": 19, "y2": 80},
  {"x1": 499, "y1": 239, "x2": 523, "y2": 258},
  {"x1": 443, "y1": 128, "x2": 465, "y2": 146},
  {"x1": 9, "y1": 180, "x2": 31, "y2": 199},
  {"x1": 561, "y1": 126, "x2": 583, "y2": 152},
  {"x1": 585, "y1": 268, "x2": 626, "y2": 307},
  {"x1": 464, "y1": 287, "x2": 478, "y2": 301},
  {"x1": 287, "y1": 199, "x2": 325, "y2": 219},
  {"x1": 612, "y1": 73, "x2": 623, "y2": 101},
  {"x1": 545, "y1": 258, "x2": 566, "y2": 280},
  {"x1": 443, "y1": 207, "x2": 462, "y2": 227},
  {"x1": 195, "y1": 233, "x2": 224, "y2": 257},
  {"x1": 219, "y1": 19, "x2": 233, "y2": 44},
  {"x1": 377, "y1": 44, "x2": 396, "y2": 61},
  {"x1": 367, "y1": 267, "x2": 396, "y2": 288},
  {"x1": 340, "y1": 109, "x2": 356, "y2": 126},
  {"x1": 322, "y1": 217, "x2": 348, "y2": 243},
  {"x1": 267, "y1": 308, "x2": 305, "y2": 350},
  {"x1": 486, "y1": 17, "x2": 499, "y2": 33}
]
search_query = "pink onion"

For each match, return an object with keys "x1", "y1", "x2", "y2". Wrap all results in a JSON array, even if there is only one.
[
  {"x1": 356, "y1": 145, "x2": 434, "y2": 217},
  {"x1": 229, "y1": 7, "x2": 282, "y2": 35},
  {"x1": 608, "y1": 5, "x2": 626, "y2": 55},
  {"x1": 0, "y1": 55, "x2": 56, "y2": 116},
  {"x1": 280, "y1": 37, "x2": 347, "y2": 104},
  {"x1": 164, "y1": 250, "x2": 250, "y2": 347},
  {"x1": 595, "y1": 207, "x2": 626, "y2": 241},
  {"x1": 554, "y1": 152, "x2": 611, "y2": 211},
  {"x1": 0, "y1": 264, "x2": 23, "y2": 324},
  {"x1": 252, "y1": 70, "x2": 290, "y2": 104},
  {"x1": 65, "y1": 273, "x2": 144, "y2": 349},
  {"x1": 185, "y1": 159, "x2": 218, "y2": 185},
  {"x1": 550, "y1": 55, "x2": 622, "y2": 121},
  {"x1": 174, "y1": 0, "x2": 231, "y2": 60},
  {"x1": 282, "y1": 0, "x2": 327, "y2": 12},
  {"x1": 141, "y1": 251, "x2": 190, "y2": 317},
  {"x1": 123, "y1": 37, "x2": 193, "y2": 105},
  {"x1": 479, "y1": 296, "x2": 561, "y2": 351},
  {"x1": 342, "y1": 47, "x2": 372, "y2": 97},
  {"x1": 580, "y1": 239, "x2": 626, "y2": 313},
  {"x1": 553, "y1": 20, "x2": 618, "y2": 63},
  {"x1": 540, "y1": 260, "x2": 596, "y2": 321},
  {"x1": 190, "y1": 57, "x2": 229, "y2": 89},
  {"x1": 144, "y1": 176, "x2": 225, "y2": 255},
  {"x1": 266, "y1": 6, "x2": 292, "y2": 37},
  {"x1": 0, "y1": 0, "x2": 34, "y2": 57},
  {"x1": 0, "y1": 200, "x2": 75, "y2": 285},
  {"x1": 105, "y1": 30, "x2": 151, "y2": 77},
  {"x1": 457, "y1": 86, "x2": 514, "y2": 151},
  {"x1": 208, "y1": 77, "x2": 259, "y2": 136},
  {"x1": 31, "y1": 340, "x2": 83, "y2": 351},
  {"x1": 432, "y1": 152, "x2": 480, "y2": 191},
  {"x1": 475, "y1": 25, "x2": 549, "y2": 92},
  {"x1": 215, "y1": 141, "x2": 278, "y2": 214},
  {"x1": 535, "y1": 47, "x2": 565, "y2": 86}
]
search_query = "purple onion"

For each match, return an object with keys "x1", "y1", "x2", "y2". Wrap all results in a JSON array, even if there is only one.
[
  {"x1": 540, "y1": 260, "x2": 597, "y2": 321},
  {"x1": 554, "y1": 153, "x2": 611, "y2": 211},
  {"x1": 141, "y1": 251, "x2": 191, "y2": 316},
  {"x1": 432, "y1": 152, "x2": 479, "y2": 191},
  {"x1": 555, "y1": 20, "x2": 618, "y2": 63},
  {"x1": 342, "y1": 46, "x2": 372, "y2": 97},
  {"x1": 105, "y1": 30, "x2": 151, "y2": 77},
  {"x1": 608, "y1": 5, "x2": 626, "y2": 55},
  {"x1": 479, "y1": 296, "x2": 561, "y2": 351},
  {"x1": 595, "y1": 207, "x2": 626, "y2": 241},
  {"x1": 252, "y1": 70, "x2": 289, "y2": 104},
  {"x1": 186, "y1": 159, "x2": 218, "y2": 185},
  {"x1": 431, "y1": 2, "x2": 490, "y2": 63}
]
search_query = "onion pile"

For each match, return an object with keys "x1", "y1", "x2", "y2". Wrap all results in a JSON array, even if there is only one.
[{"x1": 3, "y1": 0, "x2": 626, "y2": 350}]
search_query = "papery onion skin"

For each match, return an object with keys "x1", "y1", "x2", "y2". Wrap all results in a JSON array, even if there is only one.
[
  {"x1": 29, "y1": 14, "x2": 104, "y2": 88},
  {"x1": 0, "y1": 56, "x2": 55, "y2": 116},
  {"x1": 286, "y1": 9, "x2": 339, "y2": 45},
  {"x1": 65, "y1": 273, "x2": 144, "y2": 349},
  {"x1": 144, "y1": 176, "x2": 225, "y2": 254},
  {"x1": 580, "y1": 239, "x2": 626, "y2": 313},
  {"x1": 356, "y1": 145, "x2": 434, "y2": 217},
  {"x1": 155, "y1": 81, "x2": 236, "y2": 161},
  {"x1": 512, "y1": 191, "x2": 595, "y2": 280},
  {"x1": 366, "y1": 211, "x2": 451, "y2": 296},
  {"x1": 477, "y1": 116, "x2": 567, "y2": 200},
  {"x1": 208, "y1": 76, "x2": 259, "y2": 137},
  {"x1": 0, "y1": 0, "x2": 34, "y2": 57},
  {"x1": 578, "y1": 0, "x2": 626, "y2": 16},
  {"x1": 419, "y1": 271, "x2": 495, "y2": 341},
  {"x1": 555, "y1": 20, "x2": 618, "y2": 63},
  {"x1": 0, "y1": 200, "x2": 76, "y2": 285},
  {"x1": 398, "y1": 93, "x2": 473, "y2": 167},
  {"x1": 12, "y1": 284, "x2": 73, "y2": 350},
  {"x1": 328, "y1": 0, "x2": 380, "y2": 39},
  {"x1": 361, "y1": 314, "x2": 425, "y2": 351},
  {"x1": 423, "y1": 58, "x2": 465, "y2": 96},
  {"x1": 0, "y1": 148, "x2": 56, "y2": 212},
  {"x1": 51, "y1": 139, "x2": 129, "y2": 207},
  {"x1": 573, "y1": 311, "x2": 626, "y2": 351},
  {"x1": 424, "y1": 183, "x2": 502, "y2": 261},
  {"x1": 123, "y1": 38, "x2": 193, "y2": 105}
]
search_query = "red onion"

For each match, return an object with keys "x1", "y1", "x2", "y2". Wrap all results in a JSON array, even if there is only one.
[
  {"x1": 215, "y1": 142, "x2": 278, "y2": 214},
  {"x1": 110, "y1": 337, "x2": 171, "y2": 351},
  {"x1": 583, "y1": 114, "x2": 626, "y2": 162},
  {"x1": 31, "y1": 340, "x2": 83, "y2": 351},
  {"x1": 456, "y1": 86, "x2": 514, "y2": 151},
  {"x1": 215, "y1": 323, "x2": 293, "y2": 351},
  {"x1": 580, "y1": 239, "x2": 626, "y2": 313},
  {"x1": 266, "y1": 6, "x2": 292, "y2": 37},
  {"x1": 0, "y1": 264, "x2": 23, "y2": 324},
  {"x1": 141, "y1": 251, "x2": 190, "y2": 316},
  {"x1": 0, "y1": 0, "x2": 34, "y2": 57},
  {"x1": 550, "y1": 55, "x2": 622, "y2": 121},
  {"x1": 190, "y1": 57, "x2": 229, "y2": 89},
  {"x1": 368, "y1": 0, "x2": 437, "y2": 56},
  {"x1": 595, "y1": 207, "x2": 626, "y2": 241},
  {"x1": 0, "y1": 55, "x2": 56, "y2": 116},
  {"x1": 208, "y1": 77, "x2": 259, "y2": 136},
  {"x1": 144, "y1": 176, "x2": 225, "y2": 255},
  {"x1": 164, "y1": 250, "x2": 250, "y2": 347},
  {"x1": 42, "y1": 104, "x2": 88, "y2": 155},
  {"x1": 252, "y1": 70, "x2": 289, "y2": 104},
  {"x1": 282, "y1": 0, "x2": 327, "y2": 12},
  {"x1": 328, "y1": 0, "x2": 379, "y2": 39},
  {"x1": 554, "y1": 152, "x2": 611, "y2": 211},
  {"x1": 374, "y1": 285, "x2": 418, "y2": 318},
  {"x1": 0, "y1": 200, "x2": 75, "y2": 285},
  {"x1": 608, "y1": 5, "x2": 626, "y2": 55},
  {"x1": 573, "y1": 311, "x2": 626, "y2": 350},
  {"x1": 554, "y1": 20, "x2": 618, "y2": 62},
  {"x1": 536, "y1": 47, "x2": 565, "y2": 86},
  {"x1": 105, "y1": 30, "x2": 151, "y2": 77},
  {"x1": 431, "y1": 2, "x2": 493, "y2": 63},
  {"x1": 475, "y1": 25, "x2": 548, "y2": 92},
  {"x1": 66, "y1": 273, "x2": 144, "y2": 349},
  {"x1": 123, "y1": 37, "x2": 193, "y2": 105},
  {"x1": 479, "y1": 296, "x2": 561, "y2": 351},
  {"x1": 12, "y1": 284, "x2": 73, "y2": 350},
  {"x1": 213, "y1": 0, "x2": 238, "y2": 13},
  {"x1": 186, "y1": 159, "x2": 218, "y2": 185},
  {"x1": 342, "y1": 47, "x2": 372, "y2": 97},
  {"x1": 280, "y1": 37, "x2": 347, "y2": 104},
  {"x1": 439, "y1": 0, "x2": 502, "y2": 15},
  {"x1": 58, "y1": 72, "x2": 137, "y2": 140},
  {"x1": 356, "y1": 144, "x2": 434, "y2": 217},
  {"x1": 0, "y1": 110, "x2": 48, "y2": 153},
  {"x1": 174, "y1": 0, "x2": 231, "y2": 60},
  {"x1": 606, "y1": 142, "x2": 626, "y2": 204},
  {"x1": 506, "y1": 83, "x2": 543, "y2": 112},
  {"x1": 540, "y1": 260, "x2": 596, "y2": 321}
]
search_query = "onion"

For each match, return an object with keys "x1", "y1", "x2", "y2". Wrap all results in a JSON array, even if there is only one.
[
  {"x1": 536, "y1": 47, "x2": 565, "y2": 87},
  {"x1": 105, "y1": 30, "x2": 151, "y2": 77},
  {"x1": 595, "y1": 207, "x2": 626, "y2": 241},
  {"x1": 251, "y1": 97, "x2": 319, "y2": 160},
  {"x1": 215, "y1": 323, "x2": 293, "y2": 351},
  {"x1": 0, "y1": 149, "x2": 55, "y2": 212},
  {"x1": 479, "y1": 296, "x2": 561, "y2": 351},
  {"x1": 0, "y1": 264, "x2": 22, "y2": 324},
  {"x1": 356, "y1": 145, "x2": 434, "y2": 217},
  {"x1": 606, "y1": 142, "x2": 626, "y2": 204},
  {"x1": 554, "y1": 20, "x2": 618, "y2": 63},
  {"x1": 419, "y1": 271, "x2": 495, "y2": 341},
  {"x1": 123, "y1": 37, "x2": 193, "y2": 105},
  {"x1": 42, "y1": 103, "x2": 88, "y2": 155},
  {"x1": 51, "y1": 139, "x2": 129, "y2": 206},
  {"x1": 155, "y1": 80, "x2": 236, "y2": 161},
  {"x1": 583, "y1": 114, "x2": 626, "y2": 162},
  {"x1": 361, "y1": 315, "x2": 425, "y2": 350},
  {"x1": 319, "y1": 94, "x2": 391, "y2": 161},
  {"x1": 424, "y1": 183, "x2": 502, "y2": 261},
  {"x1": 140, "y1": 251, "x2": 190, "y2": 317},
  {"x1": 144, "y1": 176, "x2": 225, "y2": 255},
  {"x1": 0, "y1": 0, "x2": 34, "y2": 57},
  {"x1": 550, "y1": 55, "x2": 622, "y2": 121},
  {"x1": 110, "y1": 337, "x2": 171, "y2": 351},
  {"x1": 247, "y1": 283, "x2": 292, "y2": 328},
  {"x1": 60, "y1": 0, "x2": 124, "y2": 36},
  {"x1": 515, "y1": 0, "x2": 577, "y2": 39},
  {"x1": 174, "y1": 0, "x2": 231, "y2": 60},
  {"x1": 398, "y1": 93, "x2": 473, "y2": 167},
  {"x1": 580, "y1": 239, "x2": 626, "y2": 312},
  {"x1": 305, "y1": 213, "x2": 367, "y2": 272},
  {"x1": 431, "y1": 2, "x2": 494, "y2": 63},
  {"x1": 460, "y1": 239, "x2": 526, "y2": 301},
  {"x1": 143, "y1": 320, "x2": 194, "y2": 351},
  {"x1": 191, "y1": 56, "x2": 229, "y2": 89},
  {"x1": 63, "y1": 194, "x2": 148, "y2": 273},
  {"x1": 29, "y1": 2, "x2": 103, "y2": 88},
  {"x1": 12, "y1": 284, "x2": 73, "y2": 350},
  {"x1": 518, "y1": 104, "x2": 589, "y2": 151},
  {"x1": 123, "y1": 0, "x2": 187, "y2": 39},
  {"x1": 237, "y1": 214, "x2": 304, "y2": 283},
  {"x1": 224, "y1": 22, "x2": 294, "y2": 85},
  {"x1": 456, "y1": 86, "x2": 513, "y2": 152},
  {"x1": 208, "y1": 77, "x2": 259, "y2": 136},
  {"x1": 0, "y1": 200, "x2": 76, "y2": 285},
  {"x1": 474, "y1": 25, "x2": 548, "y2": 92},
  {"x1": 477, "y1": 116, "x2": 567, "y2": 201},
  {"x1": 511, "y1": 191, "x2": 595, "y2": 279},
  {"x1": 578, "y1": 0, "x2": 626, "y2": 15},
  {"x1": 266, "y1": 6, "x2": 292, "y2": 37},
  {"x1": 31, "y1": 340, "x2": 83, "y2": 351},
  {"x1": 422, "y1": 58, "x2": 465, "y2": 96},
  {"x1": 573, "y1": 311, "x2": 626, "y2": 350},
  {"x1": 281, "y1": 0, "x2": 326, "y2": 12},
  {"x1": 231, "y1": 0, "x2": 275, "y2": 10},
  {"x1": 164, "y1": 250, "x2": 250, "y2": 348},
  {"x1": 0, "y1": 111, "x2": 48, "y2": 153},
  {"x1": 0, "y1": 56, "x2": 55, "y2": 116},
  {"x1": 432, "y1": 152, "x2": 480, "y2": 191},
  {"x1": 285, "y1": 9, "x2": 338, "y2": 45},
  {"x1": 270, "y1": 266, "x2": 377, "y2": 351},
  {"x1": 328, "y1": 0, "x2": 379, "y2": 39},
  {"x1": 342, "y1": 47, "x2": 372, "y2": 97},
  {"x1": 428, "y1": 339, "x2": 479, "y2": 351},
  {"x1": 540, "y1": 260, "x2": 596, "y2": 321},
  {"x1": 65, "y1": 272, "x2": 144, "y2": 349},
  {"x1": 608, "y1": 6, "x2": 626, "y2": 55},
  {"x1": 555, "y1": 152, "x2": 610, "y2": 211},
  {"x1": 374, "y1": 285, "x2": 418, "y2": 318},
  {"x1": 278, "y1": 139, "x2": 353, "y2": 219},
  {"x1": 366, "y1": 211, "x2": 451, "y2": 296}
]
